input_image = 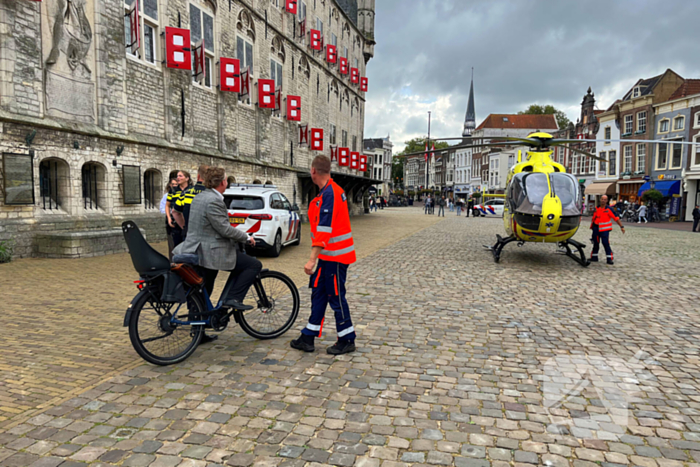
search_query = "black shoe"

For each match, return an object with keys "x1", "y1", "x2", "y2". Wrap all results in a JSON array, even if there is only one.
[
  {"x1": 590, "y1": 258, "x2": 598, "y2": 262},
  {"x1": 607, "y1": 260, "x2": 614, "y2": 265},
  {"x1": 200, "y1": 334, "x2": 218, "y2": 345},
  {"x1": 222, "y1": 300, "x2": 253, "y2": 311},
  {"x1": 290, "y1": 335, "x2": 315, "y2": 352},
  {"x1": 327, "y1": 340, "x2": 356, "y2": 355}
]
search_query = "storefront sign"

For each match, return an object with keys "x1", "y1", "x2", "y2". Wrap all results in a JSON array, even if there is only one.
[
  {"x1": 2, "y1": 153, "x2": 34, "y2": 205},
  {"x1": 122, "y1": 165, "x2": 141, "y2": 205},
  {"x1": 669, "y1": 195, "x2": 681, "y2": 216}
]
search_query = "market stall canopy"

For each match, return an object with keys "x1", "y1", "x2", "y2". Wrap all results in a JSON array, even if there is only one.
[
  {"x1": 638, "y1": 180, "x2": 680, "y2": 197},
  {"x1": 584, "y1": 182, "x2": 616, "y2": 196}
]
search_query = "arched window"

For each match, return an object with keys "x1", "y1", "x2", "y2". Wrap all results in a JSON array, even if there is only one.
[
  {"x1": 270, "y1": 35, "x2": 285, "y2": 88},
  {"x1": 237, "y1": 8, "x2": 255, "y2": 76},
  {"x1": 144, "y1": 169, "x2": 162, "y2": 210},
  {"x1": 81, "y1": 162, "x2": 106, "y2": 211},
  {"x1": 252, "y1": 179, "x2": 262, "y2": 184},
  {"x1": 341, "y1": 22, "x2": 350, "y2": 40},
  {"x1": 39, "y1": 158, "x2": 70, "y2": 211},
  {"x1": 265, "y1": 180, "x2": 273, "y2": 185}
]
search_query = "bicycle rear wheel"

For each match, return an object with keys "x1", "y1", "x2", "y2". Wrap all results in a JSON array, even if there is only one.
[
  {"x1": 128, "y1": 289, "x2": 205, "y2": 365},
  {"x1": 238, "y1": 270, "x2": 300, "y2": 339}
]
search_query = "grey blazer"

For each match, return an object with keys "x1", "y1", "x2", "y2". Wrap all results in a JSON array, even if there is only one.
[{"x1": 173, "y1": 188, "x2": 248, "y2": 270}]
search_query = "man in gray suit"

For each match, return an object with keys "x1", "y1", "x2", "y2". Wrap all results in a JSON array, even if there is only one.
[{"x1": 174, "y1": 167, "x2": 261, "y2": 317}]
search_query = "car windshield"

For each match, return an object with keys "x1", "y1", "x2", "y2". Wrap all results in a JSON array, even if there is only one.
[
  {"x1": 550, "y1": 173, "x2": 581, "y2": 216},
  {"x1": 225, "y1": 195, "x2": 264, "y2": 210}
]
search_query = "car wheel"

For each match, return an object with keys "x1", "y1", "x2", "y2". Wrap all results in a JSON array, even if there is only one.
[{"x1": 268, "y1": 231, "x2": 282, "y2": 257}]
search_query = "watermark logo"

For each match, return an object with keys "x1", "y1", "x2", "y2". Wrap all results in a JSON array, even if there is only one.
[{"x1": 542, "y1": 349, "x2": 664, "y2": 438}]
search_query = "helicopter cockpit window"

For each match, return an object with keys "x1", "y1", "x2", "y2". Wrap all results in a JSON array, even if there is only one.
[
  {"x1": 550, "y1": 173, "x2": 580, "y2": 216},
  {"x1": 517, "y1": 173, "x2": 549, "y2": 215}
]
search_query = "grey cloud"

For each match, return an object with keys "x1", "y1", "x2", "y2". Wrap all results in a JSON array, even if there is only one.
[{"x1": 363, "y1": 0, "x2": 700, "y2": 152}]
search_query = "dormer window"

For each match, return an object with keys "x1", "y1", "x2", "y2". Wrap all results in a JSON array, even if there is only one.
[
  {"x1": 503, "y1": 117, "x2": 508, "y2": 122},
  {"x1": 632, "y1": 86, "x2": 644, "y2": 98}
]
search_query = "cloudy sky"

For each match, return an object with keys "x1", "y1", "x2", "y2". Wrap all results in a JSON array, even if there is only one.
[{"x1": 363, "y1": 0, "x2": 700, "y2": 153}]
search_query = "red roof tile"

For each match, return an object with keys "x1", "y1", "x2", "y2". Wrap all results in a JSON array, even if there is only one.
[
  {"x1": 668, "y1": 79, "x2": 700, "y2": 101},
  {"x1": 475, "y1": 114, "x2": 558, "y2": 131}
]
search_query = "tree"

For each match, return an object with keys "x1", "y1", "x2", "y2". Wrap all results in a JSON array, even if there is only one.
[
  {"x1": 518, "y1": 104, "x2": 571, "y2": 130},
  {"x1": 642, "y1": 189, "x2": 663, "y2": 204}
]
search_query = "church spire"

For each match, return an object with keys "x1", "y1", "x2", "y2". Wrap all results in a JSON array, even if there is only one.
[{"x1": 463, "y1": 68, "x2": 476, "y2": 137}]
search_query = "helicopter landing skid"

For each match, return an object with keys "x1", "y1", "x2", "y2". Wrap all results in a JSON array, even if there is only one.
[
  {"x1": 557, "y1": 238, "x2": 591, "y2": 267},
  {"x1": 484, "y1": 235, "x2": 518, "y2": 263}
]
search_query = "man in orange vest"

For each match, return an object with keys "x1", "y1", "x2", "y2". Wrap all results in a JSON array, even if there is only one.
[
  {"x1": 591, "y1": 195, "x2": 625, "y2": 264},
  {"x1": 291, "y1": 155, "x2": 357, "y2": 355}
]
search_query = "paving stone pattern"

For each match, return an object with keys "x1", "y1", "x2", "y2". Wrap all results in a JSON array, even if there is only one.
[{"x1": 2, "y1": 209, "x2": 700, "y2": 467}]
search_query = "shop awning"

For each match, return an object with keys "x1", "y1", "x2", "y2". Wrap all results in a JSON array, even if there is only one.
[
  {"x1": 638, "y1": 180, "x2": 681, "y2": 197},
  {"x1": 584, "y1": 182, "x2": 616, "y2": 196}
]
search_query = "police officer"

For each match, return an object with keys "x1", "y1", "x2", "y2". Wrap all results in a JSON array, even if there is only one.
[
  {"x1": 591, "y1": 195, "x2": 625, "y2": 265},
  {"x1": 291, "y1": 155, "x2": 357, "y2": 355},
  {"x1": 173, "y1": 165, "x2": 209, "y2": 239}
]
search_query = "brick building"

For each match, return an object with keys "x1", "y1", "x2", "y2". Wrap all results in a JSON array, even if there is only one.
[{"x1": 0, "y1": 0, "x2": 377, "y2": 258}]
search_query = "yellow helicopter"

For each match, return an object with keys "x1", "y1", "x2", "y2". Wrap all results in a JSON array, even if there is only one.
[{"x1": 401, "y1": 131, "x2": 699, "y2": 266}]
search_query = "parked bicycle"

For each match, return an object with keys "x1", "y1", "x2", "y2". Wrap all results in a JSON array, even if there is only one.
[{"x1": 121, "y1": 221, "x2": 299, "y2": 365}]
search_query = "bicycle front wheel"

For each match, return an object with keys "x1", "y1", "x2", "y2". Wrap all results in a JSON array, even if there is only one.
[
  {"x1": 238, "y1": 270, "x2": 300, "y2": 340},
  {"x1": 128, "y1": 289, "x2": 205, "y2": 365}
]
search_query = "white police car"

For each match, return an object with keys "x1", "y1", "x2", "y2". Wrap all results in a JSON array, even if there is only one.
[
  {"x1": 473, "y1": 199, "x2": 505, "y2": 217},
  {"x1": 223, "y1": 184, "x2": 301, "y2": 257}
]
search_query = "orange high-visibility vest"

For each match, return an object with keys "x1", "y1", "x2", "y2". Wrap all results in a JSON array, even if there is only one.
[
  {"x1": 308, "y1": 179, "x2": 356, "y2": 264},
  {"x1": 591, "y1": 205, "x2": 619, "y2": 232}
]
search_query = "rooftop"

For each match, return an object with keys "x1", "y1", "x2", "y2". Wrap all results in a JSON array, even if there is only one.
[
  {"x1": 475, "y1": 114, "x2": 558, "y2": 131},
  {"x1": 668, "y1": 79, "x2": 700, "y2": 100}
]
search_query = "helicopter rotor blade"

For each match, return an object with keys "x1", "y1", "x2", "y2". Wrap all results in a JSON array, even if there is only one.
[
  {"x1": 395, "y1": 141, "x2": 531, "y2": 159},
  {"x1": 564, "y1": 145, "x2": 607, "y2": 162},
  {"x1": 551, "y1": 138, "x2": 699, "y2": 146}
]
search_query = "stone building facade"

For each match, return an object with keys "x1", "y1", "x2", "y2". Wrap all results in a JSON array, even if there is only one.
[{"x1": 0, "y1": 0, "x2": 376, "y2": 258}]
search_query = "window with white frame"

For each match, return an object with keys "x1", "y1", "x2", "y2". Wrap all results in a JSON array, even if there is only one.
[
  {"x1": 656, "y1": 143, "x2": 667, "y2": 170},
  {"x1": 624, "y1": 114, "x2": 633, "y2": 134},
  {"x1": 623, "y1": 145, "x2": 632, "y2": 172},
  {"x1": 237, "y1": 35, "x2": 254, "y2": 72},
  {"x1": 190, "y1": 1, "x2": 215, "y2": 88},
  {"x1": 354, "y1": 57, "x2": 359, "y2": 69},
  {"x1": 604, "y1": 126, "x2": 611, "y2": 142},
  {"x1": 341, "y1": 130, "x2": 347, "y2": 147},
  {"x1": 124, "y1": 0, "x2": 159, "y2": 64},
  {"x1": 343, "y1": 46, "x2": 348, "y2": 59},
  {"x1": 270, "y1": 59, "x2": 283, "y2": 88},
  {"x1": 695, "y1": 112, "x2": 700, "y2": 128},
  {"x1": 609, "y1": 150, "x2": 616, "y2": 176},
  {"x1": 694, "y1": 135, "x2": 700, "y2": 166},
  {"x1": 316, "y1": 18, "x2": 323, "y2": 38},
  {"x1": 599, "y1": 151, "x2": 606, "y2": 174},
  {"x1": 329, "y1": 124, "x2": 336, "y2": 145},
  {"x1": 671, "y1": 141, "x2": 683, "y2": 169},
  {"x1": 674, "y1": 116, "x2": 685, "y2": 131},
  {"x1": 331, "y1": 33, "x2": 337, "y2": 47},
  {"x1": 636, "y1": 144, "x2": 645, "y2": 173},
  {"x1": 637, "y1": 111, "x2": 646, "y2": 133},
  {"x1": 659, "y1": 119, "x2": 669, "y2": 133},
  {"x1": 632, "y1": 87, "x2": 641, "y2": 98}
]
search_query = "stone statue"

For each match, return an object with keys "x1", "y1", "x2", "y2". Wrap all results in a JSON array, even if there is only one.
[{"x1": 46, "y1": 0, "x2": 93, "y2": 76}]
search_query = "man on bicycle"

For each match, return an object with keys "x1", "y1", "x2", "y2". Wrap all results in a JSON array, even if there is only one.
[
  {"x1": 173, "y1": 167, "x2": 260, "y2": 342},
  {"x1": 291, "y1": 155, "x2": 357, "y2": 355}
]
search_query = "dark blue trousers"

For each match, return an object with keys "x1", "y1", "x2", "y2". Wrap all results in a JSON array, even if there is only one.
[
  {"x1": 591, "y1": 228, "x2": 613, "y2": 262},
  {"x1": 302, "y1": 259, "x2": 355, "y2": 341}
]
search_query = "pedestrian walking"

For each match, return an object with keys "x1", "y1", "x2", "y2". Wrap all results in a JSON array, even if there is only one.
[
  {"x1": 590, "y1": 195, "x2": 625, "y2": 265},
  {"x1": 693, "y1": 205, "x2": 700, "y2": 232},
  {"x1": 456, "y1": 198, "x2": 462, "y2": 216},
  {"x1": 449, "y1": 198, "x2": 454, "y2": 212},
  {"x1": 291, "y1": 155, "x2": 357, "y2": 355},
  {"x1": 424, "y1": 195, "x2": 431, "y2": 215},
  {"x1": 437, "y1": 196, "x2": 446, "y2": 217},
  {"x1": 636, "y1": 203, "x2": 648, "y2": 223},
  {"x1": 467, "y1": 197, "x2": 474, "y2": 218}
]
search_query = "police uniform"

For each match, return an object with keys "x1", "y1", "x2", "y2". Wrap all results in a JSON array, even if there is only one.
[
  {"x1": 174, "y1": 181, "x2": 206, "y2": 238},
  {"x1": 167, "y1": 186, "x2": 184, "y2": 247},
  {"x1": 591, "y1": 204, "x2": 619, "y2": 264},
  {"x1": 303, "y1": 179, "x2": 357, "y2": 342}
]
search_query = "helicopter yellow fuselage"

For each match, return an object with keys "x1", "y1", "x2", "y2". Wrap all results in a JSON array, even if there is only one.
[{"x1": 502, "y1": 148, "x2": 581, "y2": 244}]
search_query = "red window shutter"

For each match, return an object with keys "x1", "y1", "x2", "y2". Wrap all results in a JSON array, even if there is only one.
[
  {"x1": 311, "y1": 128, "x2": 324, "y2": 151},
  {"x1": 359, "y1": 155, "x2": 367, "y2": 172},
  {"x1": 165, "y1": 27, "x2": 192, "y2": 70},
  {"x1": 338, "y1": 147, "x2": 350, "y2": 166},
  {"x1": 258, "y1": 79, "x2": 275, "y2": 109},
  {"x1": 309, "y1": 29, "x2": 322, "y2": 51},
  {"x1": 339, "y1": 57, "x2": 349, "y2": 75},
  {"x1": 127, "y1": 0, "x2": 140, "y2": 55},
  {"x1": 350, "y1": 68, "x2": 359, "y2": 84},
  {"x1": 285, "y1": 0, "x2": 297, "y2": 14},
  {"x1": 360, "y1": 77, "x2": 368, "y2": 92},
  {"x1": 286, "y1": 95, "x2": 301, "y2": 121},
  {"x1": 326, "y1": 44, "x2": 337, "y2": 64},
  {"x1": 240, "y1": 67, "x2": 251, "y2": 98},
  {"x1": 350, "y1": 151, "x2": 359, "y2": 169},
  {"x1": 299, "y1": 124, "x2": 309, "y2": 146},
  {"x1": 330, "y1": 146, "x2": 338, "y2": 161},
  {"x1": 193, "y1": 39, "x2": 205, "y2": 84},
  {"x1": 219, "y1": 58, "x2": 240, "y2": 92},
  {"x1": 274, "y1": 87, "x2": 282, "y2": 111}
]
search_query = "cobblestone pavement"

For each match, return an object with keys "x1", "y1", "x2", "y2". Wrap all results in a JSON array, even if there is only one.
[
  {"x1": 3, "y1": 209, "x2": 700, "y2": 467},
  {"x1": 0, "y1": 209, "x2": 441, "y2": 428}
]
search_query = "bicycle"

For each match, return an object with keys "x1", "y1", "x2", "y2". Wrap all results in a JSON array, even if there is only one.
[{"x1": 121, "y1": 221, "x2": 299, "y2": 366}]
